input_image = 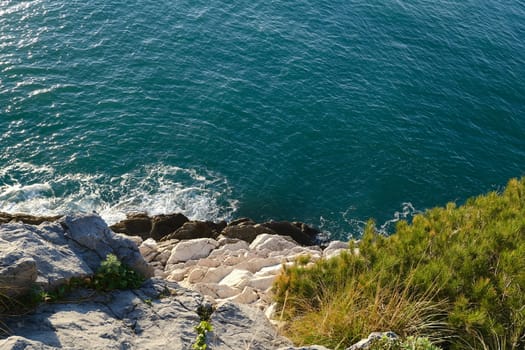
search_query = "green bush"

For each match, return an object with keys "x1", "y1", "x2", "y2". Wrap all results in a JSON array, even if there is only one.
[
  {"x1": 274, "y1": 177, "x2": 525, "y2": 349},
  {"x1": 92, "y1": 254, "x2": 144, "y2": 291}
]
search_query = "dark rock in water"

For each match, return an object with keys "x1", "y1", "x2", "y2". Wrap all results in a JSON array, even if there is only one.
[
  {"x1": 150, "y1": 213, "x2": 189, "y2": 240},
  {"x1": 227, "y1": 217, "x2": 256, "y2": 226},
  {"x1": 110, "y1": 212, "x2": 152, "y2": 239},
  {"x1": 110, "y1": 213, "x2": 189, "y2": 241},
  {"x1": 161, "y1": 221, "x2": 217, "y2": 241},
  {"x1": 261, "y1": 221, "x2": 320, "y2": 246},
  {"x1": 221, "y1": 224, "x2": 276, "y2": 243},
  {"x1": 0, "y1": 212, "x2": 62, "y2": 225}
]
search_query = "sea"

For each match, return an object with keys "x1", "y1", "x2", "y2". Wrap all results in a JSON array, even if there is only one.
[{"x1": 1, "y1": 0, "x2": 524, "y2": 240}]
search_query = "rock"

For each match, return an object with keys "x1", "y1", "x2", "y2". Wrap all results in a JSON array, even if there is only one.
[
  {"x1": 149, "y1": 213, "x2": 189, "y2": 240},
  {"x1": 227, "y1": 217, "x2": 256, "y2": 226},
  {"x1": 0, "y1": 257, "x2": 38, "y2": 296},
  {"x1": 250, "y1": 233, "x2": 298, "y2": 252},
  {"x1": 0, "y1": 222, "x2": 94, "y2": 291},
  {"x1": 219, "y1": 269, "x2": 254, "y2": 289},
  {"x1": 228, "y1": 286, "x2": 259, "y2": 304},
  {"x1": 347, "y1": 331, "x2": 399, "y2": 350},
  {"x1": 0, "y1": 279, "x2": 203, "y2": 350},
  {"x1": 221, "y1": 224, "x2": 275, "y2": 243},
  {"x1": 109, "y1": 213, "x2": 189, "y2": 241},
  {"x1": 261, "y1": 221, "x2": 320, "y2": 246},
  {"x1": 166, "y1": 238, "x2": 218, "y2": 264},
  {"x1": 0, "y1": 212, "x2": 62, "y2": 225},
  {"x1": 109, "y1": 212, "x2": 152, "y2": 239},
  {"x1": 160, "y1": 221, "x2": 216, "y2": 241},
  {"x1": 209, "y1": 302, "x2": 293, "y2": 349},
  {"x1": 248, "y1": 275, "x2": 276, "y2": 291},
  {"x1": 187, "y1": 267, "x2": 207, "y2": 283},
  {"x1": 194, "y1": 283, "x2": 240, "y2": 299},
  {"x1": 201, "y1": 266, "x2": 234, "y2": 284},
  {"x1": 61, "y1": 214, "x2": 153, "y2": 278},
  {"x1": 0, "y1": 214, "x2": 153, "y2": 296}
]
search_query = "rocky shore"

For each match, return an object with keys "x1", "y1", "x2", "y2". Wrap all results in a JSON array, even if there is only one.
[{"x1": 0, "y1": 212, "x2": 353, "y2": 349}]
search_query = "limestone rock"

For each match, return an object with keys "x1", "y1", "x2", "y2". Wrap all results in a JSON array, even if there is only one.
[
  {"x1": 167, "y1": 238, "x2": 218, "y2": 264},
  {"x1": 0, "y1": 223, "x2": 94, "y2": 291},
  {"x1": 250, "y1": 233, "x2": 298, "y2": 252},
  {"x1": 209, "y1": 302, "x2": 293, "y2": 349},
  {"x1": 219, "y1": 269, "x2": 254, "y2": 289},
  {"x1": 0, "y1": 279, "x2": 202, "y2": 350},
  {"x1": 347, "y1": 331, "x2": 399, "y2": 350}
]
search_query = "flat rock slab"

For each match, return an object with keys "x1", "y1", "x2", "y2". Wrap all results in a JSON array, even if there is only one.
[
  {"x1": 0, "y1": 279, "x2": 201, "y2": 350},
  {"x1": 209, "y1": 301, "x2": 293, "y2": 349}
]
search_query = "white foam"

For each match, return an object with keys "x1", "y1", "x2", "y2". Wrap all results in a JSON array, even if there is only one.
[{"x1": 0, "y1": 162, "x2": 238, "y2": 225}]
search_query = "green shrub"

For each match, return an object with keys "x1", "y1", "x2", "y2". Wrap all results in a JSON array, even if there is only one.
[
  {"x1": 274, "y1": 177, "x2": 525, "y2": 349},
  {"x1": 92, "y1": 254, "x2": 144, "y2": 291}
]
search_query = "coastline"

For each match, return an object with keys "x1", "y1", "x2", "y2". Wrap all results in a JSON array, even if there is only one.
[{"x1": 0, "y1": 212, "x2": 347, "y2": 349}]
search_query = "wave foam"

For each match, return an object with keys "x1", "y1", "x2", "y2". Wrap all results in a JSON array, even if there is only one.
[{"x1": 0, "y1": 163, "x2": 238, "y2": 225}]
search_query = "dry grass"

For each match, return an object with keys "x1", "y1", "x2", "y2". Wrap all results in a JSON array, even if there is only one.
[{"x1": 280, "y1": 271, "x2": 451, "y2": 349}]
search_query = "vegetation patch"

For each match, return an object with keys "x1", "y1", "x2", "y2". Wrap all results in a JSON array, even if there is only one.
[{"x1": 274, "y1": 177, "x2": 525, "y2": 349}]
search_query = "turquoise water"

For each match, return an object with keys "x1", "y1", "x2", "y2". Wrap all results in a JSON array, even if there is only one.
[{"x1": 1, "y1": 0, "x2": 524, "y2": 239}]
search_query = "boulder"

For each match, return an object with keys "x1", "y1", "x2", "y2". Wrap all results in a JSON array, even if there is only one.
[
  {"x1": 109, "y1": 212, "x2": 152, "y2": 239},
  {"x1": 219, "y1": 269, "x2": 254, "y2": 289},
  {"x1": 149, "y1": 213, "x2": 189, "y2": 240},
  {"x1": 109, "y1": 213, "x2": 189, "y2": 241},
  {"x1": 250, "y1": 233, "x2": 298, "y2": 252},
  {"x1": 61, "y1": 215, "x2": 153, "y2": 278},
  {"x1": 0, "y1": 214, "x2": 153, "y2": 296},
  {"x1": 261, "y1": 221, "x2": 320, "y2": 246},
  {"x1": 221, "y1": 223, "x2": 275, "y2": 243},
  {"x1": 160, "y1": 221, "x2": 217, "y2": 241},
  {"x1": 166, "y1": 238, "x2": 218, "y2": 264},
  {"x1": 0, "y1": 223, "x2": 94, "y2": 292}
]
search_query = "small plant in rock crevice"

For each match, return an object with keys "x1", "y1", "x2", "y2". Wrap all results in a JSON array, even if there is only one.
[{"x1": 192, "y1": 303, "x2": 215, "y2": 350}]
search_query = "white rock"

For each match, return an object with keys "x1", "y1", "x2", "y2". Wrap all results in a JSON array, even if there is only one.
[
  {"x1": 227, "y1": 286, "x2": 259, "y2": 304},
  {"x1": 248, "y1": 275, "x2": 276, "y2": 291},
  {"x1": 324, "y1": 248, "x2": 348, "y2": 260},
  {"x1": 166, "y1": 268, "x2": 188, "y2": 282},
  {"x1": 255, "y1": 264, "x2": 285, "y2": 277},
  {"x1": 201, "y1": 266, "x2": 234, "y2": 284},
  {"x1": 187, "y1": 267, "x2": 208, "y2": 284},
  {"x1": 196, "y1": 283, "x2": 240, "y2": 299},
  {"x1": 249, "y1": 234, "x2": 298, "y2": 252},
  {"x1": 157, "y1": 250, "x2": 171, "y2": 265},
  {"x1": 223, "y1": 255, "x2": 245, "y2": 266},
  {"x1": 197, "y1": 258, "x2": 221, "y2": 268},
  {"x1": 325, "y1": 240, "x2": 348, "y2": 251},
  {"x1": 219, "y1": 269, "x2": 253, "y2": 289},
  {"x1": 235, "y1": 257, "x2": 281, "y2": 274},
  {"x1": 167, "y1": 238, "x2": 218, "y2": 264}
]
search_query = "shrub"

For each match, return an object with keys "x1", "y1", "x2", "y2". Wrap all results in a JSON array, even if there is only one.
[{"x1": 274, "y1": 177, "x2": 525, "y2": 349}]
